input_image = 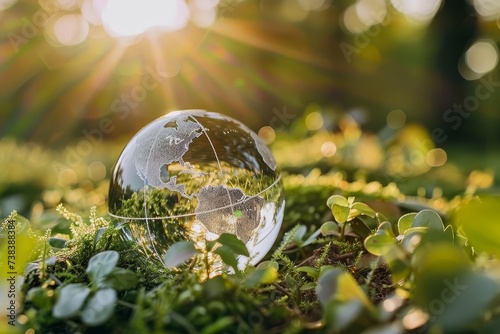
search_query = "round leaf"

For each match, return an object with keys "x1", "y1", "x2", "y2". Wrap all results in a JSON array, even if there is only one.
[
  {"x1": 412, "y1": 209, "x2": 444, "y2": 231},
  {"x1": 321, "y1": 221, "x2": 340, "y2": 236},
  {"x1": 214, "y1": 245, "x2": 239, "y2": 272},
  {"x1": 216, "y1": 233, "x2": 249, "y2": 256},
  {"x1": 242, "y1": 266, "x2": 278, "y2": 288},
  {"x1": 456, "y1": 195, "x2": 500, "y2": 254},
  {"x1": 350, "y1": 202, "x2": 376, "y2": 219},
  {"x1": 327, "y1": 195, "x2": 348, "y2": 208},
  {"x1": 163, "y1": 241, "x2": 201, "y2": 269},
  {"x1": 397, "y1": 213, "x2": 417, "y2": 235},
  {"x1": 81, "y1": 288, "x2": 117, "y2": 326},
  {"x1": 86, "y1": 250, "x2": 119, "y2": 284},
  {"x1": 364, "y1": 223, "x2": 396, "y2": 256},
  {"x1": 105, "y1": 268, "x2": 138, "y2": 290},
  {"x1": 332, "y1": 204, "x2": 350, "y2": 224},
  {"x1": 53, "y1": 284, "x2": 90, "y2": 319}
]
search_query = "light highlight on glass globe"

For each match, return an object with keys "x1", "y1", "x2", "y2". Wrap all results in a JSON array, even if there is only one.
[{"x1": 101, "y1": 0, "x2": 190, "y2": 37}]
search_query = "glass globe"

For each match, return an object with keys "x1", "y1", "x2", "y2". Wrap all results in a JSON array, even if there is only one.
[{"x1": 108, "y1": 110, "x2": 284, "y2": 267}]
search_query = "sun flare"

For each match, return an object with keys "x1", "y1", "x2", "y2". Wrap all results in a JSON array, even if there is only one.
[{"x1": 101, "y1": 0, "x2": 190, "y2": 37}]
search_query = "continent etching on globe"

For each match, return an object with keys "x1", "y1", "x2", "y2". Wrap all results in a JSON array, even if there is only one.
[
  {"x1": 133, "y1": 116, "x2": 205, "y2": 198},
  {"x1": 195, "y1": 185, "x2": 264, "y2": 244}
]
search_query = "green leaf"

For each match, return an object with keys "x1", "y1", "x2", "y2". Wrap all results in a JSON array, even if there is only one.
[
  {"x1": 104, "y1": 267, "x2": 138, "y2": 290},
  {"x1": 332, "y1": 204, "x2": 350, "y2": 224},
  {"x1": 94, "y1": 227, "x2": 108, "y2": 246},
  {"x1": 433, "y1": 273, "x2": 499, "y2": 331},
  {"x1": 86, "y1": 250, "x2": 119, "y2": 284},
  {"x1": 349, "y1": 202, "x2": 376, "y2": 219},
  {"x1": 201, "y1": 316, "x2": 234, "y2": 334},
  {"x1": 296, "y1": 266, "x2": 320, "y2": 279},
  {"x1": 364, "y1": 233, "x2": 396, "y2": 256},
  {"x1": 364, "y1": 222, "x2": 396, "y2": 256},
  {"x1": 321, "y1": 221, "x2": 340, "y2": 236},
  {"x1": 26, "y1": 287, "x2": 52, "y2": 310},
  {"x1": 456, "y1": 195, "x2": 500, "y2": 254},
  {"x1": 412, "y1": 209, "x2": 444, "y2": 231},
  {"x1": 216, "y1": 233, "x2": 249, "y2": 256},
  {"x1": 203, "y1": 276, "x2": 227, "y2": 300},
  {"x1": 214, "y1": 245, "x2": 239, "y2": 273},
  {"x1": 48, "y1": 237, "x2": 67, "y2": 249},
  {"x1": 53, "y1": 284, "x2": 90, "y2": 319},
  {"x1": 242, "y1": 266, "x2": 278, "y2": 288},
  {"x1": 256, "y1": 260, "x2": 279, "y2": 270},
  {"x1": 81, "y1": 288, "x2": 117, "y2": 326},
  {"x1": 300, "y1": 282, "x2": 317, "y2": 291},
  {"x1": 397, "y1": 213, "x2": 417, "y2": 235},
  {"x1": 324, "y1": 299, "x2": 364, "y2": 332},
  {"x1": 350, "y1": 218, "x2": 372, "y2": 239},
  {"x1": 316, "y1": 268, "x2": 374, "y2": 311},
  {"x1": 401, "y1": 229, "x2": 426, "y2": 253},
  {"x1": 302, "y1": 228, "x2": 322, "y2": 247},
  {"x1": 326, "y1": 195, "x2": 348, "y2": 208},
  {"x1": 164, "y1": 241, "x2": 201, "y2": 269}
]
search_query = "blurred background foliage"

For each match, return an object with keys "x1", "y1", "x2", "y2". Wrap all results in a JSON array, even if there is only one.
[{"x1": 1, "y1": 0, "x2": 500, "y2": 219}]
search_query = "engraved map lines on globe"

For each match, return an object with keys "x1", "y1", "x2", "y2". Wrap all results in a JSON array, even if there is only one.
[{"x1": 132, "y1": 114, "x2": 263, "y2": 242}]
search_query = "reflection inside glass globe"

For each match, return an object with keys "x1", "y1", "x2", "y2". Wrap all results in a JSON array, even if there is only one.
[{"x1": 108, "y1": 110, "x2": 284, "y2": 269}]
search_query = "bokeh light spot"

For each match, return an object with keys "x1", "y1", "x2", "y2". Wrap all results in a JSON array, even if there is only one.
[
  {"x1": 81, "y1": 0, "x2": 105, "y2": 25},
  {"x1": 305, "y1": 112, "x2": 324, "y2": 131},
  {"x1": 0, "y1": 0, "x2": 16, "y2": 11},
  {"x1": 474, "y1": 0, "x2": 500, "y2": 21},
  {"x1": 391, "y1": 0, "x2": 442, "y2": 24},
  {"x1": 88, "y1": 161, "x2": 107, "y2": 182},
  {"x1": 53, "y1": 14, "x2": 89, "y2": 46},
  {"x1": 426, "y1": 148, "x2": 447, "y2": 167},
  {"x1": 402, "y1": 308, "x2": 428, "y2": 330},
  {"x1": 321, "y1": 141, "x2": 337, "y2": 157},
  {"x1": 356, "y1": 0, "x2": 386, "y2": 27},
  {"x1": 465, "y1": 40, "x2": 499, "y2": 75},
  {"x1": 258, "y1": 126, "x2": 276, "y2": 145},
  {"x1": 342, "y1": 5, "x2": 367, "y2": 34},
  {"x1": 387, "y1": 110, "x2": 406, "y2": 129}
]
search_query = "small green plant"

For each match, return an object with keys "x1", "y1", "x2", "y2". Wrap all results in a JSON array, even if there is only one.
[
  {"x1": 51, "y1": 250, "x2": 138, "y2": 326},
  {"x1": 322, "y1": 195, "x2": 376, "y2": 241}
]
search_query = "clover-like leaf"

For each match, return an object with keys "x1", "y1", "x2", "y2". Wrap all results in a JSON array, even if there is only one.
[
  {"x1": 456, "y1": 195, "x2": 500, "y2": 254},
  {"x1": 321, "y1": 221, "x2": 340, "y2": 236},
  {"x1": 327, "y1": 195, "x2": 348, "y2": 208},
  {"x1": 104, "y1": 268, "x2": 138, "y2": 290},
  {"x1": 216, "y1": 233, "x2": 249, "y2": 256},
  {"x1": 364, "y1": 222, "x2": 396, "y2": 256},
  {"x1": 316, "y1": 268, "x2": 374, "y2": 311},
  {"x1": 48, "y1": 237, "x2": 67, "y2": 249},
  {"x1": 214, "y1": 245, "x2": 239, "y2": 273},
  {"x1": 53, "y1": 284, "x2": 91, "y2": 319},
  {"x1": 332, "y1": 204, "x2": 350, "y2": 224},
  {"x1": 164, "y1": 241, "x2": 201, "y2": 269},
  {"x1": 397, "y1": 213, "x2": 417, "y2": 235},
  {"x1": 297, "y1": 266, "x2": 320, "y2": 279},
  {"x1": 412, "y1": 209, "x2": 444, "y2": 231},
  {"x1": 349, "y1": 202, "x2": 376, "y2": 219},
  {"x1": 81, "y1": 288, "x2": 117, "y2": 326},
  {"x1": 242, "y1": 266, "x2": 278, "y2": 288},
  {"x1": 86, "y1": 250, "x2": 119, "y2": 284},
  {"x1": 324, "y1": 299, "x2": 364, "y2": 332}
]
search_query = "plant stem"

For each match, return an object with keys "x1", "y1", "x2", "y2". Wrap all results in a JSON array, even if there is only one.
[{"x1": 339, "y1": 223, "x2": 346, "y2": 241}]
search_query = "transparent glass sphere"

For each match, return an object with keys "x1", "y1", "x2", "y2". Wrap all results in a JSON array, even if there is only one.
[{"x1": 109, "y1": 110, "x2": 284, "y2": 267}]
